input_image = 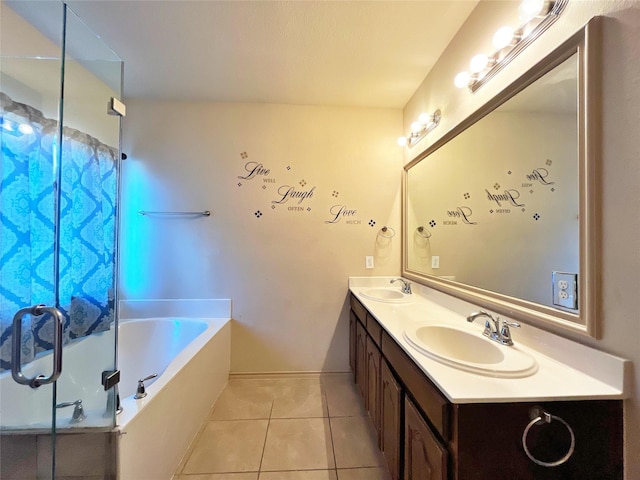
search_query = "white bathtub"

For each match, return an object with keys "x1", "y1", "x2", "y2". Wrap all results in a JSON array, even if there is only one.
[
  {"x1": 117, "y1": 316, "x2": 231, "y2": 479},
  {"x1": 0, "y1": 313, "x2": 231, "y2": 479}
]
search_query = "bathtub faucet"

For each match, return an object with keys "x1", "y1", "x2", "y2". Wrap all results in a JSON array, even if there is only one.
[
  {"x1": 134, "y1": 373, "x2": 158, "y2": 399},
  {"x1": 56, "y1": 399, "x2": 86, "y2": 424}
]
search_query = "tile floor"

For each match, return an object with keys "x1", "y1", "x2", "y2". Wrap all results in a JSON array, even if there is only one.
[{"x1": 173, "y1": 374, "x2": 390, "y2": 480}]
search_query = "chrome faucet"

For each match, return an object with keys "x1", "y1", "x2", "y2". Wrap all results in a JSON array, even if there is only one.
[
  {"x1": 134, "y1": 373, "x2": 158, "y2": 399},
  {"x1": 390, "y1": 278, "x2": 412, "y2": 294},
  {"x1": 56, "y1": 399, "x2": 86, "y2": 424},
  {"x1": 466, "y1": 310, "x2": 520, "y2": 346}
]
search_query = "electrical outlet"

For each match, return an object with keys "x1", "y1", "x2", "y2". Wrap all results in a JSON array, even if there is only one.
[
  {"x1": 431, "y1": 256, "x2": 440, "y2": 269},
  {"x1": 552, "y1": 272, "x2": 578, "y2": 309},
  {"x1": 365, "y1": 256, "x2": 374, "y2": 269}
]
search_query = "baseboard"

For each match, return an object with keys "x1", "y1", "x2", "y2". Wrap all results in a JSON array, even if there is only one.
[{"x1": 228, "y1": 370, "x2": 352, "y2": 381}]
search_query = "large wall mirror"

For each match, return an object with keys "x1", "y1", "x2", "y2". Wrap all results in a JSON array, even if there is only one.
[{"x1": 403, "y1": 17, "x2": 601, "y2": 338}]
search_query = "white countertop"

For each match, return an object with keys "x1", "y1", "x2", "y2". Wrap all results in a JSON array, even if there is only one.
[{"x1": 349, "y1": 277, "x2": 629, "y2": 404}]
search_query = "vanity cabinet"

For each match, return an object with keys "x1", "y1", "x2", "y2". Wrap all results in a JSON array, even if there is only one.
[
  {"x1": 349, "y1": 294, "x2": 623, "y2": 480},
  {"x1": 355, "y1": 320, "x2": 367, "y2": 400},
  {"x1": 381, "y1": 359, "x2": 402, "y2": 480},
  {"x1": 405, "y1": 396, "x2": 448, "y2": 480},
  {"x1": 366, "y1": 334, "x2": 381, "y2": 441},
  {"x1": 351, "y1": 294, "x2": 383, "y2": 441},
  {"x1": 349, "y1": 311, "x2": 357, "y2": 375}
]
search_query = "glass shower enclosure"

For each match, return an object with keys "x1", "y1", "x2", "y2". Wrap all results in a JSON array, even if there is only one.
[{"x1": 1, "y1": 1, "x2": 123, "y2": 477}]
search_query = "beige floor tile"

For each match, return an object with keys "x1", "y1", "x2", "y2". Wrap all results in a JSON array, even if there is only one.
[
  {"x1": 319, "y1": 373, "x2": 354, "y2": 385},
  {"x1": 227, "y1": 378, "x2": 281, "y2": 389},
  {"x1": 261, "y1": 418, "x2": 335, "y2": 471},
  {"x1": 271, "y1": 382, "x2": 328, "y2": 418},
  {"x1": 337, "y1": 467, "x2": 391, "y2": 480},
  {"x1": 174, "y1": 474, "x2": 258, "y2": 480},
  {"x1": 182, "y1": 420, "x2": 268, "y2": 474},
  {"x1": 259, "y1": 470, "x2": 338, "y2": 480},
  {"x1": 323, "y1": 381, "x2": 366, "y2": 417},
  {"x1": 330, "y1": 417, "x2": 384, "y2": 469},
  {"x1": 211, "y1": 384, "x2": 274, "y2": 420}
]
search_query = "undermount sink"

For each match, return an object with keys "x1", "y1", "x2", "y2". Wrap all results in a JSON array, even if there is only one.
[
  {"x1": 403, "y1": 325, "x2": 537, "y2": 378},
  {"x1": 359, "y1": 287, "x2": 411, "y2": 303}
]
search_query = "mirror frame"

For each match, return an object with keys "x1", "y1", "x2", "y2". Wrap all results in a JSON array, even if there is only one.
[{"x1": 402, "y1": 17, "x2": 602, "y2": 338}]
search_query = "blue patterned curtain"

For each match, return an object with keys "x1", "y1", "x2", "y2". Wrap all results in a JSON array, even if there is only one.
[{"x1": 0, "y1": 92, "x2": 117, "y2": 370}]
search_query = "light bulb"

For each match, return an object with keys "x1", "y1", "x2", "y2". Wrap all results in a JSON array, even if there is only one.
[
  {"x1": 18, "y1": 124, "x2": 34, "y2": 134},
  {"x1": 493, "y1": 26, "x2": 515, "y2": 49},
  {"x1": 410, "y1": 121, "x2": 423, "y2": 133},
  {"x1": 397, "y1": 136, "x2": 408, "y2": 147},
  {"x1": 454, "y1": 71, "x2": 471, "y2": 89},
  {"x1": 418, "y1": 112, "x2": 433, "y2": 125},
  {"x1": 469, "y1": 54, "x2": 489, "y2": 73},
  {"x1": 518, "y1": 0, "x2": 545, "y2": 22}
]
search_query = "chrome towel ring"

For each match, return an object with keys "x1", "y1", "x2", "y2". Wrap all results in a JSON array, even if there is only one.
[{"x1": 522, "y1": 407, "x2": 575, "y2": 467}]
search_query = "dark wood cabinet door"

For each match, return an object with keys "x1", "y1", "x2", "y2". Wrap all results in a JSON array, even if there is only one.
[
  {"x1": 349, "y1": 310, "x2": 357, "y2": 375},
  {"x1": 355, "y1": 320, "x2": 368, "y2": 402},
  {"x1": 366, "y1": 335, "x2": 381, "y2": 442},
  {"x1": 381, "y1": 359, "x2": 402, "y2": 480},
  {"x1": 404, "y1": 397, "x2": 448, "y2": 480}
]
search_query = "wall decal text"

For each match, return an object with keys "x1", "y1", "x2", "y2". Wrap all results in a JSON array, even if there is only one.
[
  {"x1": 272, "y1": 185, "x2": 316, "y2": 205},
  {"x1": 526, "y1": 168, "x2": 555, "y2": 185},
  {"x1": 445, "y1": 206, "x2": 477, "y2": 225},
  {"x1": 485, "y1": 189, "x2": 525, "y2": 207},
  {"x1": 238, "y1": 162, "x2": 271, "y2": 181},
  {"x1": 325, "y1": 205, "x2": 359, "y2": 224}
]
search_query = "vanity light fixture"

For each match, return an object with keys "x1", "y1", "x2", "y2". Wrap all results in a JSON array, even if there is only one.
[
  {"x1": 397, "y1": 109, "x2": 441, "y2": 148},
  {"x1": 454, "y1": 0, "x2": 568, "y2": 92}
]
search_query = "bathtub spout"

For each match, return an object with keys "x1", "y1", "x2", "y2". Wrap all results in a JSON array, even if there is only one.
[
  {"x1": 56, "y1": 399, "x2": 86, "y2": 424},
  {"x1": 134, "y1": 373, "x2": 158, "y2": 399}
]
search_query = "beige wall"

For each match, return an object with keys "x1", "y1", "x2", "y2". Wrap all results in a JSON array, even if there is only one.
[
  {"x1": 120, "y1": 101, "x2": 402, "y2": 372},
  {"x1": 403, "y1": 1, "x2": 640, "y2": 477}
]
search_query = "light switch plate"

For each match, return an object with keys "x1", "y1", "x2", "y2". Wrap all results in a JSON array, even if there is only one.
[
  {"x1": 552, "y1": 271, "x2": 578, "y2": 309},
  {"x1": 431, "y1": 256, "x2": 440, "y2": 269},
  {"x1": 365, "y1": 256, "x2": 374, "y2": 269}
]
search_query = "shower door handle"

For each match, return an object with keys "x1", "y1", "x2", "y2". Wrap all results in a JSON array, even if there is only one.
[{"x1": 11, "y1": 304, "x2": 64, "y2": 388}]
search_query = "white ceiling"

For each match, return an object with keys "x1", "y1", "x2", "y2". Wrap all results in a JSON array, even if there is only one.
[{"x1": 54, "y1": 0, "x2": 478, "y2": 108}]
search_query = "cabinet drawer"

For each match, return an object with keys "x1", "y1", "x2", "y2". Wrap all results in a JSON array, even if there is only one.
[
  {"x1": 366, "y1": 313, "x2": 383, "y2": 349},
  {"x1": 350, "y1": 294, "x2": 367, "y2": 325},
  {"x1": 382, "y1": 330, "x2": 450, "y2": 440}
]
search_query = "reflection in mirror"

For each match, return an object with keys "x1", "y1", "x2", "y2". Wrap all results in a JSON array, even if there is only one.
[
  {"x1": 403, "y1": 18, "x2": 601, "y2": 338},
  {"x1": 407, "y1": 54, "x2": 578, "y2": 307}
]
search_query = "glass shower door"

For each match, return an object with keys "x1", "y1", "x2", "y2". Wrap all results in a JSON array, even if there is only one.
[
  {"x1": 55, "y1": 1, "x2": 123, "y2": 430},
  {"x1": 1, "y1": 2, "x2": 123, "y2": 477},
  {"x1": 1, "y1": 2, "x2": 66, "y2": 478}
]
